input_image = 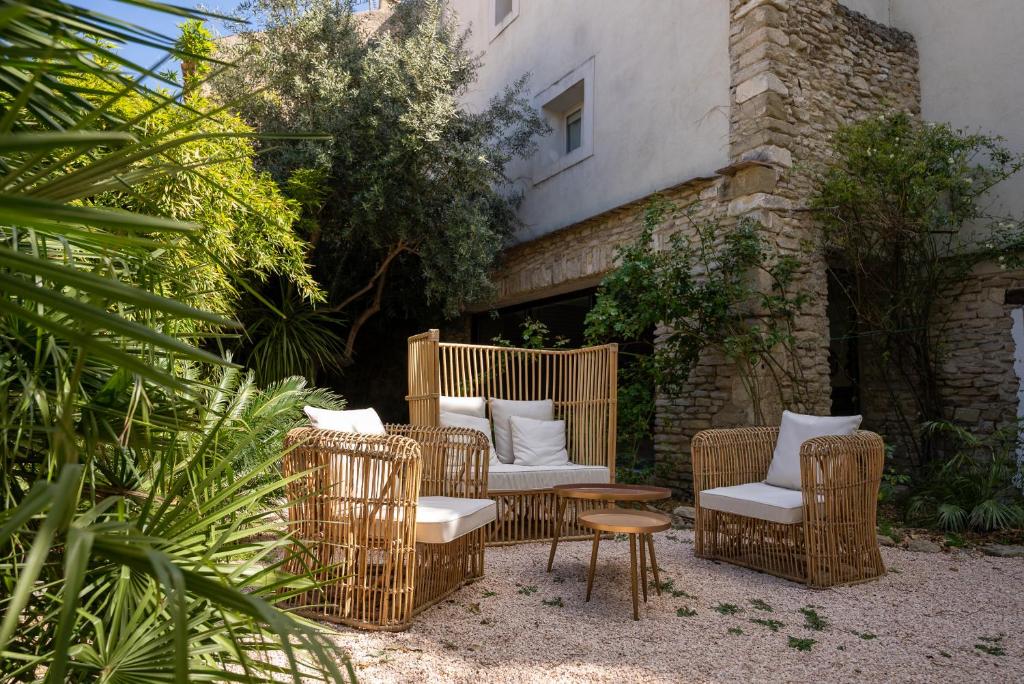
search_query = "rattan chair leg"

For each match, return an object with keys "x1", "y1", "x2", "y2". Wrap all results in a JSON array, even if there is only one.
[{"x1": 586, "y1": 530, "x2": 601, "y2": 602}]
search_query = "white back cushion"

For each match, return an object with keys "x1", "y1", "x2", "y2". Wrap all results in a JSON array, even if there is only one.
[
  {"x1": 304, "y1": 406, "x2": 387, "y2": 435},
  {"x1": 488, "y1": 398, "x2": 554, "y2": 464},
  {"x1": 440, "y1": 410, "x2": 500, "y2": 466},
  {"x1": 764, "y1": 410, "x2": 862, "y2": 489},
  {"x1": 439, "y1": 395, "x2": 486, "y2": 418},
  {"x1": 510, "y1": 416, "x2": 569, "y2": 467}
]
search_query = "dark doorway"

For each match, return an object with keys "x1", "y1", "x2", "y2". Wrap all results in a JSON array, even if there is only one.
[
  {"x1": 472, "y1": 289, "x2": 597, "y2": 347},
  {"x1": 828, "y1": 268, "x2": 861, "y2": 416}
]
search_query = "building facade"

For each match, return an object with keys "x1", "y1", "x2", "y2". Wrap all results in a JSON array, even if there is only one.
[{"x1": 449, "y1": 0, "x2": 1024, "y2": 493}]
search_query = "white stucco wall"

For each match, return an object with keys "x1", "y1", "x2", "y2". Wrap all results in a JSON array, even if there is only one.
[
  {"x1": 450, "y1": 0, "x2": 731, "y2": 242},
  {"x1": 844, "y1": 0, "x2": 1024, "y2": 222}
]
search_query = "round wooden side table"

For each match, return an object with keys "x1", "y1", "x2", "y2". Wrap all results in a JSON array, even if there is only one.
[
  {"x1": 579, "y1": 508, "x2": 672, "y2": 621},
  {"x1": 547, "y1": 483, "x2": 671, "y2": 573}
]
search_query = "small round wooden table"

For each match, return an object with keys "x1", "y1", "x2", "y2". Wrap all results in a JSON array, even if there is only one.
[
  {"x1": 547, "y1": 483, "x2": 671, "y2": 573},
  {"x1": 579, "y1": 508, "x2": 671, "y2": 621}
]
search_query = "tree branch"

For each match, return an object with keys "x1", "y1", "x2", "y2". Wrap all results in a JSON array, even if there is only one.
[
  {"x1": 340, "y1": 258, "x2": 391, "y2": 366},
  {"x1": 321, "y1": 241, "x2": 406, "y2": 314}
]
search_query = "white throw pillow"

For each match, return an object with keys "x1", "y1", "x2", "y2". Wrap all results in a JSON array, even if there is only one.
[
  {"x1": 509, "y1": 416, "x2": 569, "y2": 467},
  {"x1": 488, "y1": 398, "x2": 555, "y2": 464},
  {"x1": 439, "y1": 395, "x2": 487, "y2": 418},
  {"x1": 303, "y1": 406, "x2": 387, "y2": 435},
  {"x1": 764, "y1": 410, "x2": 862, "y2": 490},
  {"x1": 440, "y1": 410, "x2": 500, "y2": 466}
]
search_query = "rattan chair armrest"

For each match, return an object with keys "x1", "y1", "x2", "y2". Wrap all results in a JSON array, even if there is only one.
[
  {"x1": 386, "y1": 424, "x2": 489, "y2": 499},
  {"x1": 798, "y1": 430, "x2": 885, "y2": 511},
  {"x1": 691, "y1": 427, "x2": 779, "y2": 494}
]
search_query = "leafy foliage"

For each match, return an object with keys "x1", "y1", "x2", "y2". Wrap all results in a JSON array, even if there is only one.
[
  {"x1": 906, "y1": 421, "x2": 1024, "y2": 531},
  {"x1": 215, "y1": 0, "x2": 549, "y2": 365},
  {"x1": 0, "y1": 1, "x2": 350, "y2": 680},
  {"x1": 812, "y1": 112, "x2": 1024, "y2": 463},
  {"x1": 585, "y1": 197, "x2": 809, "y2": 451},
  {"x1": 82, "y1": 26, "x2": 322, "y2": 319}
]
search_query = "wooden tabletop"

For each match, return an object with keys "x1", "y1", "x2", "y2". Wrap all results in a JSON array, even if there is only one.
[
  {"x1": 551, "y1": 482, "x2": 672, "y2": 502},
  {"x1": 579, "y1": 507, "x2": 672, "y2": 534}
]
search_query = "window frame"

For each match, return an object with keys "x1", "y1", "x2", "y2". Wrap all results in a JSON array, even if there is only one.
[
  {"x1": 488, "y1": 0, "x2": 520, "y2": 42},
  {"x1": 565, "y1": 107, "x2": 583, "y2": 154}
]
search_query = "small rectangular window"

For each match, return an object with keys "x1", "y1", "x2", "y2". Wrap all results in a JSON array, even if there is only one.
[
  {"x1": 495, "y1": 0, "x2": 513, "y2": 25},
  {"x1": 565, "y1": 108, "x2": 582, "y2": 154}
]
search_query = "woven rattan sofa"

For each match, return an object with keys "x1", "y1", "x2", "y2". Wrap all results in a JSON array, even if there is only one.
[
  {"x1": 282, "y1": 424, "x2": 494, "y2": 630},
  {"x1": 692, "y1": 427, "x2": 886, "y2": 588},
  {"x1": 406, "y1": 330, "x2": 618, "y2": 544}
]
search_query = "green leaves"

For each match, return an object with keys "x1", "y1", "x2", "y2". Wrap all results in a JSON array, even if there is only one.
[
  {"x1": 1, "y1": 2, "x2": 352, "y2": 681},
  {"x1": 585, "y1": 199, "x2": 809, "y2": 432}
]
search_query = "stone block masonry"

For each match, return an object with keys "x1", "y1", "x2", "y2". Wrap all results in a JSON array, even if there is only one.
[{"x1": 487, "y1": 0, "x2": 1020, "y2": 495}]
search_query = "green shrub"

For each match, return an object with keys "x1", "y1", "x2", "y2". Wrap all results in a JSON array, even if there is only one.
[{"x1": 906, "y1": 421, "x2": 1024, "y2": 531}]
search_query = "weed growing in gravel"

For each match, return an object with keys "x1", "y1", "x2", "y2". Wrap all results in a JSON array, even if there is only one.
[
  {"x1": 975, "y1": 635, "x2": 1006, "y2": 656},
  {"x1": 715, "y1": 603, "x2": 742, "y2": 615},
  {"x1": 517, "y1": 585, "x2": 538, "y2": 596},
  {"x1": 800, "y1": 606, "x2": 829, "y2": 631},
  {"x1": 751, "y1": 618, "x2": 785, "y2": 632},
  {"x1": 651, "y1": 577, "x2": 696, "y2": 599},
  {"x1": 482, "y1": 590, "x2": 497, "y2": 597},
  {"x1": 749, "y1": 599, "x2": 773, "y2": 612},
  {"x1": 542, "y1": 597, "x2": 564, "y2": 608},
  {"x1": 677, "y1": 607, "x2": 697, "y2": 617},
  {"x1": 788, "y1": 637, "x2": 816, "y2": 652},
  {"x1": 854, "y1": 631, "x2": 877, "y2": 640},
  {"x1": 466, "y1": 602, "x2": 481, "y2": 615},
  {"x1": 728, "y1": 627, "x2": 744, "y2": 635},
  {"x1": 938, "y1": 651, "x2": 951, "y2": 658},
  {"x1": 615, "y1": 533, "x2": 629, "y2": 541}
]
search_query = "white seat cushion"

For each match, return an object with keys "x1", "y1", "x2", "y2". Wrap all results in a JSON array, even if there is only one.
[
  {"x1": 764, "y1": 411, "x2": 861, "y2": 489},
  {"x1": 416, "y1": 496, "x2": 496, "y2": 544},
  {"x1": 488, "y1": 463, "x2": 610, "y2": 492},
  {"x1": 699, "y1": 482, "x2": 805, "y2": 525}
]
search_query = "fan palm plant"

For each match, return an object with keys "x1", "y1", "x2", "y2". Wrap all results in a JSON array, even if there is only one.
[{"x1": 1, "y1": 1, "x2": 353, "y2": 680}]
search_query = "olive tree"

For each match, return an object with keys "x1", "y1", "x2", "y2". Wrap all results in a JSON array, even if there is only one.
[{"x1": 215, "y1": 0, "x2": 548, "y2": 369}]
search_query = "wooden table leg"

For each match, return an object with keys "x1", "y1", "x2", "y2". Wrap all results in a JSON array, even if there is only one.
[
  {"x1": 629, "y1": 533, "x2": 639, "y2": 621},
  {"x1": 647, "y1": 533, "x2": 661, "y2": 596},
  {"x1": 585, "y1": 529, "x2": 600, "y2": 602},
  {"x1": 547, "y1": 497, "x2": 567, "y2": 572},
  {"x1": 639, "y1": 533, "x2": 648, "y2": 602}
]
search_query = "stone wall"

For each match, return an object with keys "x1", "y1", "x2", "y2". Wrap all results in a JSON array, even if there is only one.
[
  {"x1": 858, "y1": 263, "x2": 1024, "y2": 455},
  {"x1": 487, "y1": 0, "x2": 925, "y2": 495},
  {"x1": 492, "y1": 177, "x2": 721, "y2": 308}
]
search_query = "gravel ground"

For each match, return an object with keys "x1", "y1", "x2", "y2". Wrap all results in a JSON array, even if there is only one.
[{"x1": 320, "y1": 530, "x2": 1024, "y2": 683}]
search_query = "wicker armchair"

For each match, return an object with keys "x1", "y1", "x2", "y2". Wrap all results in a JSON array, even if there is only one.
[
  {"x1": 692, "y1": 427, "x2": 885, "y2": 588},
  {"x1": 281, "y1": 424, "x2": 492, "y2": 631}
]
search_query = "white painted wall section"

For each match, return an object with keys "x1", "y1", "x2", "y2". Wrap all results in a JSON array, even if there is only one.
[{"x1": 450, "y1": 0, "x2": 731, "y2": 242}]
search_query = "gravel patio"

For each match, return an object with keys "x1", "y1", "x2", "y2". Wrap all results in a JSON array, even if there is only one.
[{"x1": 322, "y1": 530, "x2": 1024, "y2": 683}]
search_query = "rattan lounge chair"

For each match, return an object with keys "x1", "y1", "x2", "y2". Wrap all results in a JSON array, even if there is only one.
[
  {"x1": 282, "y1": 424, "x2": 494, "y2": 631},
  {"x1": 406, "y1": 329, "x2": 618, "y2": 544},
  {"x1": 692, "y1": 427, "x2": 886, "y2": 588}
]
